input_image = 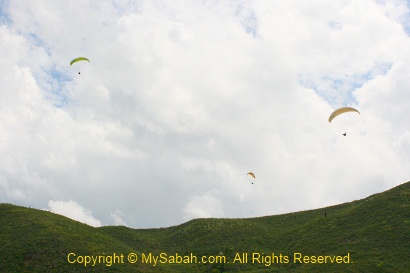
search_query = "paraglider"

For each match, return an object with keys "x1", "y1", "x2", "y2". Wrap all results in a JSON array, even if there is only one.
[
  {"x1": 70, "y1": 57, "x2": 90, "y2": 66},
  {"x1": 247, "y1": 172, "x2": 255, "y2": 184},
  {"x1": 70, "y1": 57, "x2": 90, "y2": 74},
  {"x1": 328, "y1": 107, "x2": 360, "y2": 123}
]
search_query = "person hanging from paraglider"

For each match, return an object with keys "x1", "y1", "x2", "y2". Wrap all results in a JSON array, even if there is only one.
[
  {"x1": 70, "y1": 57, "x2": 90, "y2": 75},
  {"x1": 329, "y1": 107, "x2": 360, "y2": 137},
  {"x1": 247, "y1": 172, "x2": 255, "y2": 184}
]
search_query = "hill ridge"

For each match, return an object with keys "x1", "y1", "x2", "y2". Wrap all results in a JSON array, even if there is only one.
[{"x1": 1, "y1": 181, "x2": 409, "y2": 272}]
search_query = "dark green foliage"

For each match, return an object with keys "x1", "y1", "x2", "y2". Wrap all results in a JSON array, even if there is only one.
[{"x1": 1, "y1": 181, "x2": 409, "y2": 272}]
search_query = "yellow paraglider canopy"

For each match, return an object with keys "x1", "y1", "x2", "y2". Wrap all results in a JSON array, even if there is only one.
[
  {"x1": 328, "y1": 107, "x2": 360, "y2": 123},
  {"x1": 247, "y1": 172, "x2": 255, "y2": 179},
  {"x1": 70, "y1": 57, "x2": 90, "y2": 66}
]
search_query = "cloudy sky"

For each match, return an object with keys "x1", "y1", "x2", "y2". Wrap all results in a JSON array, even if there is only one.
[{"x1": 1, "y1": 0, "x2": 409, "y2": 228}]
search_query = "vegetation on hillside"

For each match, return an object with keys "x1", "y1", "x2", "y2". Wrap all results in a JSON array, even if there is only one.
[{"x1": 1, "y1": 181, "x2": 409, "y2": 272}]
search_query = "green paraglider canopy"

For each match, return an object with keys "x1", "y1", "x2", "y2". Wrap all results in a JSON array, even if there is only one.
[{"x1": 70, "y1": 57, "x2": 90, "y2": 66}]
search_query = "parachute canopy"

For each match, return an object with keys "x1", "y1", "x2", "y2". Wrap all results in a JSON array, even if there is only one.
[
  {"x1": 70, "y1": 57, "x2": 90, "y2": 66},
  {"x1": 328, "y1": 107, "x2": 360, "y2": 123},
  {"x1": 247, "y1": 172, "x2": 255, "y2": 179}
]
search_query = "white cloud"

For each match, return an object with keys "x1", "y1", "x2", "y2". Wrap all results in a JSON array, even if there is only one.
[
  {"x1": 109, "y1": 210, "x2": 128, "y2": 226},
  {"x1": 1, "y1": 0, "x2": 409, "y2": 228},
  {"x1": 183, "y1": 191, "x2": 225, "y2": 221},
  {"x1": 48, "y1": 200, "x2": 102, "y2": 227}
]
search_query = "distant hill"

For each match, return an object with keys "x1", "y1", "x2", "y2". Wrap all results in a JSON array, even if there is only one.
[{"x1": 1, "y1": 181, "x2": 409, "y2": 272}]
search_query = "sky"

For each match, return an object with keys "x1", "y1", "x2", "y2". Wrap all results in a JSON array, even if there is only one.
[{"x1": 1, "y1": 0, "x2": 410, "y2": 229}]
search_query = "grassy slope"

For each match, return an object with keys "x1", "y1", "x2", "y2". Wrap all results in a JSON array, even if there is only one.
[
  {"x1": 1, "y1": 181, "x2": 409, "y2": 272},
  {"x1": 0, "y1": 204, "x2": 163, "y2": 273}
]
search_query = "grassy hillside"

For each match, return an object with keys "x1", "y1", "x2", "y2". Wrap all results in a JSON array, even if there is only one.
[{"x1": 1, "y1": 181, "x2": 409, "y2": 272}]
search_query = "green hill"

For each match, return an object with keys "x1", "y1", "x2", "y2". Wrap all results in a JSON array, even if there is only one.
[{"x1": 1, "y1": 181, "x2": 409, "y2": 272}]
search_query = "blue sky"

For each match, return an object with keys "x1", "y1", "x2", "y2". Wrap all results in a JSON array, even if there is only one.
[
  {"x1": 1, "y1": 0, "x2": 410, "y2": 228},
  {"x1": 298, "y1": 61, "x2": 393, "y2": 107}
]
